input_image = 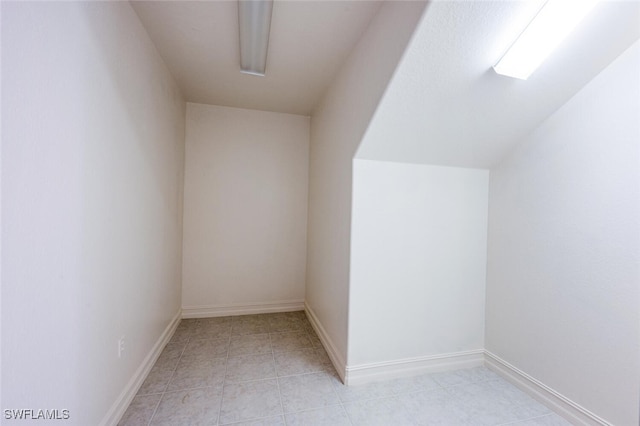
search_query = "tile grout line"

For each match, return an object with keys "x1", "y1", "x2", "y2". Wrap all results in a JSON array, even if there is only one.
[
  {"x1": 306, "y1": 311, "x2": 355, "y2": 426},
  {"x1": 128, "y1": 325, "x2": 555, "y2": 426},
  {"x1": 146, "y1": 326, "x2": 191, "y2": 426},
  {"x1": 334, "y1": 380, "x2": 355, "y2": 425},
  {"x1": 495, "y1": 413, "x2": 557, "y2": 426},
  {"x1": 270, "y1": 329, "x2": 288, "y2": 426},
  {"x1": 299, "y1": 310, "x2": 354, "y2": 426},
  {"x1": 219, "y1": 316, "x2": 283, "y2": 425},
  {"x1": 280, "y1": 315, "x2": 344, "y2": 425},
  {"x1": 216, "y1": 332, "x2": 232, "y2": 425},
  {"x1": 216, "y1": 320, "x2": 236, "y2": 426},
  {"x1": 144, "y1": 395, "x2": 163, "y2": 426}
]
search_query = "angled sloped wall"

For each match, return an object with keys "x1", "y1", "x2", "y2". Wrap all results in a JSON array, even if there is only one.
[
  {"x1": 355, "y1": 1, "x2": 640, "y2": 169},
  {"x1": 305, "y1": 1, "x2": 428, "y2": 379},
  {"x1": 347, "y1": 1, "x2": 640, "y2": 423},
  {"x1": 347, "y1": 1, "x2": 493, "y2": 381}
]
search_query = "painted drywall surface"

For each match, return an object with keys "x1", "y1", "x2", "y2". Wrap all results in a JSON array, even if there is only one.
[
  {"x1": 350, "y1": 160, "x2": 488, "y2": 366},
  {"x1": 131, "y1": 1, "x2": 382, "y2": 116},
  {"x1": 2, "y1": 2, "x2": 185, "y2": 424},
  {"x1": 182, "y1": 103, "x2": 309, "y2": 310},
  {"x1": 486, "y1": 41, "x2": 640, "y2": 426},
  {"x1": 355, "y1": 1, "x2": 640, "y2": 168},
  {"x1": 306, "y1": 0, "x2": 427, "y2": 369}
]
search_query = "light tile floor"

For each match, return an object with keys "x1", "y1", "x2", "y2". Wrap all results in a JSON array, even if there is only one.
[{"x1": 119, "y1": 311, "x2": 572, "y2": 426}]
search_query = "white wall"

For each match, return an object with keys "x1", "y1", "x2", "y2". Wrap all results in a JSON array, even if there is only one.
[
  {"x1": 182, "y1": 103, "x2": 309, "y2": 315},
  {"x1": 350, "y1": 160, "x2": 488, "y2": 369},
  {"x1": 2, "y1": 2, "x2": 185, "y2": 424},
  {"x1": 306, "y1": 0, "x2": 427, "y2": 376},
  {"x1": 486, "y1": 40, "x2": 640, "y2": 426}
]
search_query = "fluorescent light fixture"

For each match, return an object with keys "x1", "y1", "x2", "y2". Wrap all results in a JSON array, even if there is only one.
[
  {"x1": 238, "y1": 0, "x2": 273, "y2": 76},
  {"x1": 494, "y1": 0, "x2": 600, "y2": 80}
]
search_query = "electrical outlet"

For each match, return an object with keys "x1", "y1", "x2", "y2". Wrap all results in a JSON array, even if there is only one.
[{"x1": 118, "y1": 336, "x2": 126, "y2": 358}]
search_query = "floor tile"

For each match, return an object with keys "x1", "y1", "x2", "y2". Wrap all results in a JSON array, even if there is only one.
[
  {"x1": 136, "y1": 366, "x2": 174, "y2": 396},
  {"x1": 229, "y1": 333, "x2": 272, "y2": 356},
  {"x1": 465, "y1": 366, "x2": 502, "y2": 383},
  {"x1": 268, "y1": 313, "x2": 307, "y2": 332},
  {"x1": 195, "y1": 316, "x2": 233, "y2": 326},
  {"x1": 301, "y1": 318, "x2": 316, "y2": 334},
  {"x1": 432, "y1": 368, "x2": 479, "y2": 388},
  {"x1": 231, "y1": 322, "x2": 271, "y2": 336},
  {"x1": 274, "y1": 348, "x2": 328, "y2": 376},
  {"x1": 191, "y1": 322, "x2": 232, "y2": 340},
  {"x1": 219, "y1": 379, "x2": 283, "y2": 425},
  {"x1": 313, "y1": 347, "x2": 334, "y2": 369},
  {"x1": 331, "y1": 377, "x2": 395, "y2": 403},
  {"x1": 344, "y1": 396, "x2": 416, "y2": 425},
  {"x1": 231, "y1": 315, "x2": 272, "y2": 336},
  {"x1": 307, "y1": 332, "x2": 323, "y2": 349},
  {"x1": 431, "y1": 366, "x2": 501, "y2": 388},
  {"x1": 397, "y1": 388, "x2": 469, "y2": 425},
  {"x1": 270, "y1": 331, "x2": 313, "y2": 353},
  {"x1": 169, "y1": 326, "x2": 192, "y2": 343},
  {"x1": 446, "y1": 382, "x2": 517, "y2": 425},
  {"x1": 121, "y1": 313, "x2": 571, "y2": 426},
  {"x1": 118, "y1": 394, "x2": 161, "y2": 426},
  {"x1": 136, "y1": 342, "x2": 188, "y2": 396},
  {"x1": 166, "y1": 356, "x2": 226, "y2": 392},
  {"x1": 507, "y1": 413, "x2": 573, "y2": 426},
  {"x1": 278, "y1": 372, "x2": 340, "y2": 413},
  {"x1": 232, "y1": 314, "x2": 272, "y2": 323},
  {"x1": 149, "y1": 387, "x2": 222, "y2": 426},
  {"x1": 445, "y1": 381, "x2": 513, "y2": 408},
  {"x1": 386, "y1": 373, "x2": 440, "y2": 395},
  {"x1": 445, "y1": 380, "x2": 549, "y2": 426},
  {"x1": 153, "y1": 342, "x2": 186, "y2": 371},
  {"x1": 183, "y1": 337, "x2": 230, "y2": 359},
  {"x1": 177, "y1": 318, "x2": 199, "y2": 328},
  {"x1": 501, "y1": 404, "x2": 557, "y2": 424},
  {"x1": 224, "y1": 416, "x2": 285, "y2": 425},
  {"x1": 285, "y1": 405, "x2": 352, "y2": 426},
  {"x1": 485, "y1": 379, "x2": 547, "y2": 407},
  {"x1": 225, "y1": 353, "x2": 277, "y2": 383}
]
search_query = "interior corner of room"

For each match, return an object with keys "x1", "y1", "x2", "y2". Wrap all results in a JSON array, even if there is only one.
[{"x1": 2, "y1": 0, "x2": 639, "y2": 425}]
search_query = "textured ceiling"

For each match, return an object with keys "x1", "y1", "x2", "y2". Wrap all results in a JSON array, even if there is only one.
[
  {"x1": 131, "y1": 0, "x2": 382, "y2": 116},
  {"x1": 356, "y1": 0, "x2": 640, "y2": 168},
  {"x1": 132, "y1": 0, "x2": 639, "y2": 168}
]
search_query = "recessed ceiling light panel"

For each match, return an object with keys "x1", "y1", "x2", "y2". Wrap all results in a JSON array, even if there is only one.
[
  {"x1": 494, "y1": 0, "x2": 600, "y2": 80},
  {"x1": 238, "y1": 0, "x2": 273, "y2": 76}
]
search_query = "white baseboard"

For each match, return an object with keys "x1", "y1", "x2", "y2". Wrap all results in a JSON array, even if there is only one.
[
  {"x1": 182, "y1": 300, "x2": 305, "y2": 318},
  {"x1": 304, "y1": 302, "x2": 347, "y2": 383},
  {"x1": 345, "y1": 349, "x2": 485, "y2": 386},
  {"x1": 100, "y1": 310, "x2": 182, "y2": 426},
  {"x1": 484, "y1": 351, "x2": 611, "y2": 426}
]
